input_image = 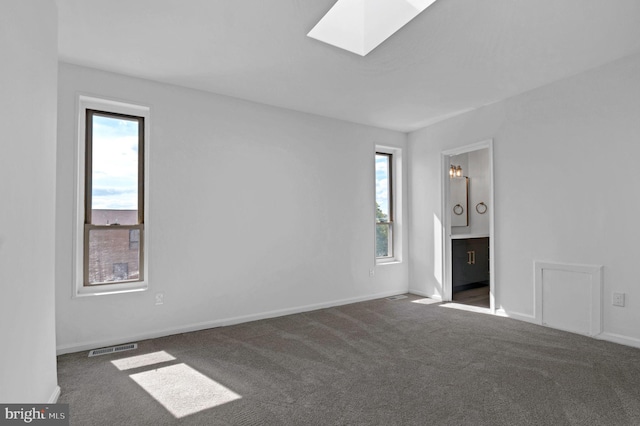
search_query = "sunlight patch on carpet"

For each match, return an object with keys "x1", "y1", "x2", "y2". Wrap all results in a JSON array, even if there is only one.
[
  {"x1": 411, "y1": 298, "x2": 440, "y2": 305},
  {"x1": 130, "y1": 363, "x2": 241, "y2": 418},
  {"x1": 111, "y1": 351, "x2": 176, "y2": 371},
  {"x1": 439, "y1": 302, "x2": 491, "y2": 314}
]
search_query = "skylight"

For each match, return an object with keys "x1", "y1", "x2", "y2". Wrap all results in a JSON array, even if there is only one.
[{"x1": 307, "y1": 0, "x2": 438, "y2": 56}]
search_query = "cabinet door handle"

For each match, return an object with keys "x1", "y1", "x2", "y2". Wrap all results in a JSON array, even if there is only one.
[{"x1": 467, "y1": 250, "x2": 476, "y2": 265}]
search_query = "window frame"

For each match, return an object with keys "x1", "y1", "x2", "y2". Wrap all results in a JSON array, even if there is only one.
[
  {"x1": 375, "y1": 152, "x2": 394, "y2": 259},
  {"x1": 74, "y1": 96, "x2": 150, "y2": 297},
  {"x1": 84, "y1": 109, "x2": 145, "y2": 286},
  {"x1": 375, "y1": 145, "x2": 402, "y2": 265}
]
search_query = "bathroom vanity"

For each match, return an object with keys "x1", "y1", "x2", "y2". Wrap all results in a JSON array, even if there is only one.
[{"x1": 451, "y1": 236, "x2": 490, "y2": 291}]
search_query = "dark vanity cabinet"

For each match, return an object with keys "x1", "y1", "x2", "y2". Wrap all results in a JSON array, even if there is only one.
[{"x1": 452, "y1": 237, "x2": 489, "y2": 291}]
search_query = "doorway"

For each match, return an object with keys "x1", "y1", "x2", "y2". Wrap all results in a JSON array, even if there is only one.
[{"x1": 441, "y1": 140, "x2": 495, "y2": 312}]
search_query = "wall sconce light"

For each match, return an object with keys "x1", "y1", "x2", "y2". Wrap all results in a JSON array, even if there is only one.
[{"x1": 450, "y1": 165, "x2": 463, "y2": 178}]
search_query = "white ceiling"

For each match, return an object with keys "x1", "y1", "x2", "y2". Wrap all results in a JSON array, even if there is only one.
[{"x1": 56, "y1": 0, "x2": 640, "y2": 132}]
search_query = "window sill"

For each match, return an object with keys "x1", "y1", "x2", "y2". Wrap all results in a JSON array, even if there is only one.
[
  {"x1": 376, "y1": 258, "x2": 402, "y2": 266},
  {"x1": 74, "y1": 281, "x2": 148, "y2": 298}
]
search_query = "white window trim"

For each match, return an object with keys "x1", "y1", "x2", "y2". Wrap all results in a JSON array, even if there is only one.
[
  {"x1": 375, "y1": 144, "x2": 402, "y2": 265},
  {"x1": 73, "y1": 95, "x2": 150, "y2": 297}
]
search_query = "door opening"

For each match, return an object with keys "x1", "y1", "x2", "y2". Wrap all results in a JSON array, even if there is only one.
[{"x1": 441, "y1": 140, "x2": 495, "y2": 312}]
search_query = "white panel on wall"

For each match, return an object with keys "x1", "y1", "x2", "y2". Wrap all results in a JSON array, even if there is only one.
[{"x1": 535, "y1": 261, "x2": 603, "y2": 336}]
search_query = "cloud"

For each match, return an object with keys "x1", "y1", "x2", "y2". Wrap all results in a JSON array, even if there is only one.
[
  {"x1": 375, "y1": 156, "x2": 391, "y2": 216},
  {"x1": 93, "y1": 115, "x2": 139, "y2": 139},
  {"x1": 92, "y1": 188, "x2": 136, "y2": 196},
  {"x1": 92, "y1": 192, "x2": 138, "y2": 210},
  {"x1": 375, "y1": 162, "x2": 388, "y2": 173},
  {"x1": 376, "y1": 176, "x2": 389, "y2": 216}
]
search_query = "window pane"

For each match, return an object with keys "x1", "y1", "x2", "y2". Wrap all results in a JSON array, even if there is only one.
[
  {"x1": 91, "y1": 114, "x2": 139, "y2": 224},
  {"x1": 375, "y1": 154, "x2": 390, "y2": 222},
  {"x1": 88, "y1": 228, "x2": 140, "y2": 284},
  {"x1": 129, "y1": 229, "x2": 140, "y2": 250},
  {"x1": 113, "y1": 263, "x2": 129, "y2": 281},
  {"x1": 376, "y1": 223, "x2": 392, "y2": 257}
]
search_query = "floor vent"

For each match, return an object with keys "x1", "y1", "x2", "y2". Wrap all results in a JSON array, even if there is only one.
[
  {"x1": 386, "y1": 295, "x2": 408, "y2": 301},
  {"x1": 88, "y1": 343, "x2": 138, "y2": 357}
]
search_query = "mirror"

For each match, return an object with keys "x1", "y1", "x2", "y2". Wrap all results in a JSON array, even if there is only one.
[{"x1": 450, "y1": 177, "x2": 468, "y2": 227}]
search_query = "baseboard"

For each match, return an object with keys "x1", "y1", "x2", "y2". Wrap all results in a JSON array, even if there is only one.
[
  {"x1": 494, "y1": 308, "x2": 538, "y2": 324},
  {"x1": 48, "y1": 386, "x2": 61, "y2": 403},
  {"x1": 596, "y1": 332, "x2": 640, "y2": 350},
  {"x1": 495, "y1": 311, "x2": 640, "y2": 350},
  {"x1": 408, "y1": 289, "x2": 441, "y2": 301},
  {"x1": 56, "y1": 289, "x2": 405, "y2": 355}
]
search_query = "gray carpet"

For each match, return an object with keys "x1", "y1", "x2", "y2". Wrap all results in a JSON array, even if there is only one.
[{"x1": 57, "y1": 295, "x2": 640, "y2": 425}]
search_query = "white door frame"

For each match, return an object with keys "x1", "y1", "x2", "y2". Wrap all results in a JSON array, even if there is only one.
[{"x1": 441, "y1": 139, "x2": 495, "y2": 312}]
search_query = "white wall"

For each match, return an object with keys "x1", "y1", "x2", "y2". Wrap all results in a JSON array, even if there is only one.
[
  {"x1": 56, "y1": 64, "x2": 408, "y2": 353},
  {"x1": 409, "y1": 51, "x2": 640, "y2": 346},
  {"x1": 0, "y1": 1, "x2": 59, "y2": 402}
]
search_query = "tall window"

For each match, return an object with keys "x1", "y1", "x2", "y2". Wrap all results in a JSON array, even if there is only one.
[
  {"x1": 84, "y1": 109, "x2": 145, "y2": 286},
  {"x1": 375, "y1": 152, "x2": 393, "y2": 258}
]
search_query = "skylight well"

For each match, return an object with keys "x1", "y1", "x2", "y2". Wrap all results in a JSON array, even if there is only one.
[{"x1": 307, "y1": 0, "x2": 438, "y2": 56}]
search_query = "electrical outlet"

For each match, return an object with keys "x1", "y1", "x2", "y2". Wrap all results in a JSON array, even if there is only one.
[
  {"x1": 155, "y1": 292, "x2": 164, "y2": 305},
  {"x1": 369, "y1": 269, "x2": 375, "y2": 277},
  {"x1": 612, "y1": 292, "x2": 625, "y2": 307}
]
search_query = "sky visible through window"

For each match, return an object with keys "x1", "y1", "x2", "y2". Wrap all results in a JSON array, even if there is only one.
[
  {"x1": 92, "y1": 115, "x2": 139, "y2": 210},
  {"x1": 375, "y1": 154, "x2": 389, "y2": 219}
]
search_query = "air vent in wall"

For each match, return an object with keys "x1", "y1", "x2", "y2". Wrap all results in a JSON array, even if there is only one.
[
  {"x1": 386, "y1": 295, "x2": 408, "y2": 301},
  {"x1": 88, "y1": 343, "x2": 138, "y2": 357}
]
